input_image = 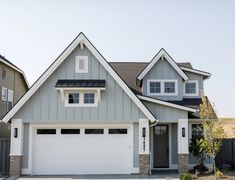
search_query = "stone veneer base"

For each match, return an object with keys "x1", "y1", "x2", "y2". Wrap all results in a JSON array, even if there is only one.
[
  {"x1": 178, "y1": 154, "x2": 189, "y2": 173},
  {"x1": 139, "y1": 154, "x2": 150, "y2": 175},
  {"x1": 10, "y1": 155, "x2": 22, "y2": 176}
]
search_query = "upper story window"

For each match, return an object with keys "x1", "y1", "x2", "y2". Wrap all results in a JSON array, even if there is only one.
[
  {"x1": 184, "y1": 80, "x2": 199, "y2": 96},
  {"x1": 2, "y1": 68, "x2": 6, "y2": 79},
  {"x1": 68, "y1": 93, "x2": 80, "y2": 104},
  {"x1": 7, "y1": 89, "x2": 13, "y2": 110},
  {"x1": 75, "y1": 56, "x2": 88, "y2": 73},
  {"x1": 1, "y1": 87, "x2": 7, "y2": 101},
  {"x1": 147, "y1": 80, "x2": 178, "y2": 96},
  {"x1": 84, "y1": 93, "x2": 95, "y2": 104}
]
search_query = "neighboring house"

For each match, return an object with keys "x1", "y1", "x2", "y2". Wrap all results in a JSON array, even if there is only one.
[
  {"x1": 0, "y1": 55, "x2": 29, "y2": 137},
  {"x1": 2, "y1": 33, "x2": 212, "y2": 176}
]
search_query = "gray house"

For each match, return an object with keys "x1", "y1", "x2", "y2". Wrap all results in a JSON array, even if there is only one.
[{"x1": 2, "y1": 33, "x2": 212, "y2": 176}]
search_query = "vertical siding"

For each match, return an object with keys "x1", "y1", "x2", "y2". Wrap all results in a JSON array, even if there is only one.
[
  {"x1": 14, "y1": 45, "x2": 146, "y2": 122},
  {"x1": 143, "y1": 101, "x2": 188, "y2": 122},
  {"x1": 133, "y1": 123, "x2": 139, "y2": 167},
  {"x1": 22, "y1": 123, "x2": 29, "y2": 169},
  {"x1": 142, "y1": 58, "x2": 184, "y2": 101},
  {"x1": 171, "y1": 123, "x2": 178, "y2": 164},
  {"x1": 0, "y1": 138, "x2": 10, "y2": 175}
]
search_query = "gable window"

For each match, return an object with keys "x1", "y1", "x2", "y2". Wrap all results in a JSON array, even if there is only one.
[
  {"x1": 184, "y1": 80, "x2": 199, "y2": 96},
  {"x1": 149, "y1": 82, "x2": 161, "y2": 93},
  {"x1": 191, "y1": 124, "x2": 203, "y2": 139},
  {"x1": 68, "y1": 93, "x2": 80, "y2": 104},
  {"x1": 147, "y1": 80, "x2": 178, "y2": 96},
  {"x1": 1, "y1": 87, "x2": 7, "y2": 101},
  {"x1": 164, "y1": 82, "x2": 175, "y2": 93},
  {"x1": 84, "y1": 93, "x2": 95, "y2": 104},
  {"x1": 75, "y1": 56, "x2": 88, "y2": 73}
]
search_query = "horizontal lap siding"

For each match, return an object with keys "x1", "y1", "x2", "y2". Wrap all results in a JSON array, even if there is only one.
[{"x1": 14, "y1": 45, "x2": 145, "y2": 122}]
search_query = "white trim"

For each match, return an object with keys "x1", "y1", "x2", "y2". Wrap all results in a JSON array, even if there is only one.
[
  {"x1": 183, "y1": 80, "x2": 199, "y2": 97},
  {"x1": 2, "y1": 33, "x2": 155, "y2": 123},
  {"x1": 75, "y1": 56, "x2": 88, "y2": 73},
  {"x1": 55, "y1": 87, "x2": 106, "y2": 91},
  {"x1": 180, "y1": 66, "x2": 211, "y2": 78},
  {"x1": 138, "y1": 95, "x2": 197, "y2": 113},
  {"x1": 178, "y1": 119, "x2": 189, "y2": 154},
  {"x1": 0, "y1": 57, "x2": 30, "y2": 88},
  {"x1": 22, "y1": 168, "x2": 30, "y2": 175},
  {"x1": 147, "y1": 79, "x2": 178, "y2": 96},
  {"x1": 137, "y1": 49, "x2": 189, "y2": 81}
]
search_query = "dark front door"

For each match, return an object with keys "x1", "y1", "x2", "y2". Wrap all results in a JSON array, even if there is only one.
[{"x1": 154, "y1": 125, "x2": 169, "y2": 168}]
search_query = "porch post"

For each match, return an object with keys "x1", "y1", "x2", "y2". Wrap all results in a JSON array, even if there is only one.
[
  {"x1": 9, "y1": 119, "x2": 23, "y2": 176},
  {"x1": 139, "y1": 119, "x2": 150, "y2": 175},
  {"x1": 178, "y1": 119, "x2": 189, "y2": 173}
]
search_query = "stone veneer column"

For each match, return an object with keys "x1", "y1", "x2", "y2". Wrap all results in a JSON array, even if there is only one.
[
  {"x1": 178, "y1": 154, "x2": 189, "y2": 173},
  {"x1": 139, "y1": 154, "x2": 150, "y2": 174},
  {"x1": 10, "y1": 155, "x2": 22, "y2": 176}
]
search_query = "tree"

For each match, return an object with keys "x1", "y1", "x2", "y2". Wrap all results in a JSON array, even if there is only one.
[
  {"x1": 189, "y1": 135, "x2": 205, "y2": 166},
  {"x1": 198, "y1": 95, "x2": 226, "y2": 175}
]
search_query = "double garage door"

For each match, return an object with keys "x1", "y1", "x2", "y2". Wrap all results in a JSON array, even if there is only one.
[{"x1": 33, "y1": 126, "x2": 132, "y2": 175}]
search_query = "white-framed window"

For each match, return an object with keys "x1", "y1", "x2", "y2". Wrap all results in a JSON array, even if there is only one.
[
  {"x1": 1, "y1": 87, "x2": 7, "y2": 101},
  {"x1": 7, "y1": 89, "x2": 13, "y2": 110},
  {"x1": 147, "y1": 79, "x2": 178, "y2": 96},
  {"x1": 65, "y1": 91, "x2": 97, "y2": 107},
  {"x1": 183, "y1": 80, "x2": 199, "y2": 96},
  {"x1": 75, "y1": 56, "x2": 88, "y2": 73}
]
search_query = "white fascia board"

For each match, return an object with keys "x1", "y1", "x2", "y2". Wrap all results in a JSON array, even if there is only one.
[
  {"x1": 180, "y1": 66, "x2": 211, "y2": 78},
  {"x1": 0, "y1": 57, "x2": 30, "y2": 88},
  {"x1": 138, "y1": 95, "x2": 197, "y2": 113},
  {"x1": 137, "y1": 49, "x2": 189, "y2": 81},
  {"x1": 2, "y1": 33, "x2": 156, "y2": 123}
]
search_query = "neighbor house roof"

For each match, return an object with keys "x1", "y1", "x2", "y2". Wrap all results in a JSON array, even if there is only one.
[{"x1": 0, "y1": 54, "x2": 29, "y2": 88}]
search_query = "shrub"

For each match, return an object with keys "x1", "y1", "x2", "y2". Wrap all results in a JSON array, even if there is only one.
[
  {"x1": 216, "y1": 169, "x2": 223, "y2": 178},
  {"x1": 180, "y1": 173, "x2": 192, "y2": 180},
  {"x1": 193, "y1": 164, "x2": 208, "y2": 174},
  {"x1": 222, "y1": 163, "x2": 232, "y2": 172}
]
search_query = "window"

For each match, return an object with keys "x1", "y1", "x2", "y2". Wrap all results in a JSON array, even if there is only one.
[
  {"x1": 7, "y1": 89, "x2": 13, "y2": 111},
  {"x1": 61, "y1": 129, "x2": 80, "y2": 134},
  {"x1": 37, "y1": 129, "x2": 56, "y2": 134},
  {"x1": 1, "y1": 87, "x2": 7, "y2": 101},
  {"x1": 84, "y1": 93, "x2": 95, "y2": 104},
  {"x1": 147, "y1": 80, "x2": 178, "y2": 96},
  {"x1": 149, "y1": 82, "x2": 161, "y2": 93},
  {"x1": 68, "y1": 93, "x2": 79, "y2": 104},
  {"x1": 2, "y1": 68, "x2": 6, "y2": 79},
  {"x1": 76, "y1": 56, "x2": 88, "y2": 73},
  {"x1": 85, "y1": 129, "x2": 104, "y2": 134},
  {"x1": 164, "y1": 82, "x2": 175, "y2": 93},
  {"x1": 191, "y1": 124, "x2": 203, "y2": 138},
  {"x1": 109, "y1": 129, "x2": 127, "y2": 134},
  {"x1": 155, "y1": 125, "x2": 168, "y2": 135},
  {"x1": 184, "y1": 80, "x2": 199, "y2": 96}
]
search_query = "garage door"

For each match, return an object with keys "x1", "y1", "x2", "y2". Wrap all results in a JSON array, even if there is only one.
[{"x1": 33, "y1": 127, "x2": 132, "y2": 175}]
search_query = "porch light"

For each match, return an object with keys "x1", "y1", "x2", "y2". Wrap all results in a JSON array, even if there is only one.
[{"x1": 182, "y1": 127, "x2": 185, "y2": 137}]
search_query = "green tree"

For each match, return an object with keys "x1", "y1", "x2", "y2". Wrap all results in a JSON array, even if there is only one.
[
  {"x1": 199, "y1": 95, "x2": 225, "y2": 175},
  {"x1": 189, "y1": 135, "x2": 205, "y2": 166}
]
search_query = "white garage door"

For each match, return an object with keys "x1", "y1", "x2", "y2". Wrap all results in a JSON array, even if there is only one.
[{"x1": 33, "y1": 126, "x2": 132, "y2": 175}]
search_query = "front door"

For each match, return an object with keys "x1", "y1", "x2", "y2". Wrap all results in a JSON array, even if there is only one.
[{"x1": 154, "y1": 125, "x2": 169, "y2": 168}]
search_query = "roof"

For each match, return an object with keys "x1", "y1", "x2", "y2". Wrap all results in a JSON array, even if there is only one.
[
  {"x1": 137, "y1": 48, "x2": 189, "y2": 81},
  {"x1": 0, "y1": 54, "x2": 30, "y2": 88},
  {"x1": 55, "y1": 79, "x2": 106, "y2": 88},
  {"x1": 2, "y1": 32, "x2": 156, "y2": 123}
]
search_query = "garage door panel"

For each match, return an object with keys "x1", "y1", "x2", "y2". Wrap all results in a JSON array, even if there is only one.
[{"x1": 33, "y1": 127, "x2": 131, "y2": 175}]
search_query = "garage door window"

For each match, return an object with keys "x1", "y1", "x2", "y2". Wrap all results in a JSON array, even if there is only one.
[
  {"x1": 85, "y1": 129, "x2": 104, "y2": 134},
  {"x1": 61, "y1": 129, "x2": 80, "y2": 134},
  {"x1": 109, "y1": 129, "x2": 127, "y2": 134},
  {"x1": 37, "y1": 129, "x2": 56, "y2": 134}
]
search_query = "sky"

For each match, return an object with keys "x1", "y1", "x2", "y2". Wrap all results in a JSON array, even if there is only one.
[{"x1": 0, "y1": 0, "x2": 234, "y2": 118}]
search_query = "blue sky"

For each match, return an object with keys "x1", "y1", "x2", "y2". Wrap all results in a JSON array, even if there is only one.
[{"x1": 0, "y1": 0, "x2": 234, "y2": 117}]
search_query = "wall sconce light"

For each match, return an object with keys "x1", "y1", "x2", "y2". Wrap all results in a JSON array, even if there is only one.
[
  {"x1": 182, "y1": 127, "x2": 185, "y2": 137},
  {"x1": 14, "y1": 128, "x2": 18, "y2": 138},
  {"x1": 142, "y1": 127, "x2": 146, "y2": 138}
]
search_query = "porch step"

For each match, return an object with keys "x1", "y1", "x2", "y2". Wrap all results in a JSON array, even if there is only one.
[{"x1": 151, "y1": 169, "x2": 178, "y2": 175}]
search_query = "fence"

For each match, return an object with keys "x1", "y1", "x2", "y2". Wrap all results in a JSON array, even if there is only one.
[
  {"x1": 0, "y1": 138, "x2": 10, "y2": 175},
  {"x1": 216, "y1": 139, "x2": 235, "y2": 169}
]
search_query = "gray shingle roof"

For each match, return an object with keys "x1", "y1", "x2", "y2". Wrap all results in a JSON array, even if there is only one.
[{"x1": 0, "y1": 54, "x2": 23, "y2": 71}]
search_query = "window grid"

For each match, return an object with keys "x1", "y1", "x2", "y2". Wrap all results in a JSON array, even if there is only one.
[
  {"x1": 185, "y1": 83, "x2": 196, "y2": 94},
  {"x1": 84, "y1": 93, "x2": 95, "y2": 104},
  {"x1": 164, "y1": 82, "x2": 175, "y2": 93},
  {"x1": 68, "y1": 93, "x2": 80, "y2": 104},
  {"x1": 149, "y1": 82, "x2": 161, "y2": 93}
]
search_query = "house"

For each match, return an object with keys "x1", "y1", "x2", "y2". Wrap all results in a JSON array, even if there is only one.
[
  {"x1": 0, "y1": 55, "x2": 29, "y2": 175},
  {"x1": 2, "y1": 33, "x2": 212, "y2": 176}
]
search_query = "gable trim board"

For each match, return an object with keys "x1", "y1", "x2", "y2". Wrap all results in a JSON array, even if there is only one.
[
  {"x1": 0, "y1": 56, "x2": 30, "y2": 88},
  {"x1": 180, "y1": 66, "x2": 211, "y2": 79},
  {"x1": 137, "y1": 48, "x2": 189, "y2": 81},
  {"x1": 138, "y1": 95, "x2": 197, "y2": 113},
  {"x1": 2, "y1": 32, "x2": 156, "y2": 123}
]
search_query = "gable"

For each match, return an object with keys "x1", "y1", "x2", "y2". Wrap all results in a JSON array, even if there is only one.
[
  {"x1": 137, "y1": 49, "x2": 188, "y2": 81},
  {"x1": 14, "y1": 45, "x2": 147, "y2": 122},
  {"x1": 3, "y1": 33, "x2": 155, "y2": 123}
]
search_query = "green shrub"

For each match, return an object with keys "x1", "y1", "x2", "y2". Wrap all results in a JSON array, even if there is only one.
[
  {"x1": 180, "y1": 173, "x2": 192, "y2": 180},
  {"x1": 216, "y1": 169, "x2": 223, "y2": 178}
]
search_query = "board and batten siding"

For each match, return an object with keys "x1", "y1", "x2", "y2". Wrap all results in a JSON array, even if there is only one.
[
  {"x1": 142, "y1": 58, "x2": 184, "y2": 101},
  {"x1": 142, "y1": 101, "x2": 188, "y2": 123},
  {"x1": 14, "y1": 45, "x2": 146, "y2": 122}
]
